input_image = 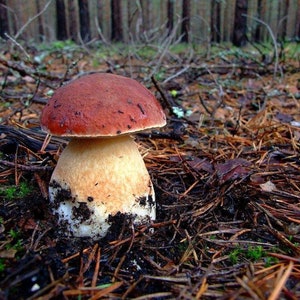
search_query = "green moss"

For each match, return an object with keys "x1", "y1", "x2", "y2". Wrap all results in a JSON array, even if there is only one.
[
  {"x1": 38, "y1": 39, "x2": 77, "y2": 51},
  {"x1": 229, "y1": 245, "x2": 266, "y2": 265},
  {"x1": 246, "y1": 246, "x2": 265, "y2": 261},
  {"x1": 0, "y1": 181, "x2": 32, "y2": 200},
  {"x1": 264, "y1": 256, "x2": 279, "y2": 267},
  {"x1": 229, "y1": 247, "x2": 242, "y2": 264},
  {"x1": 0, "y1": 259, "x2": 6, "y2": 273}
]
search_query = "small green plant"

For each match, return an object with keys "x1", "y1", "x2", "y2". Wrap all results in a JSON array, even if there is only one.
[
  {"x1": 155, "y1": 70, "x2": 166, "y2": 81},
  {"x1": 246, "y1": 246, "x2": 265, "y2": 261},
  {"x1": 0, "y1": 102, "x2": 12, "y2": 108},
  {"x1": 229, "y1": 247, "x2": 242, "y2": 264},
  {"x1": 178, "y1": 240, "x2": 189, "y2": 254},
  {"x1": 0, "y1": 229, "x2": 25, "y2": 274},
  {"x1": 229, "y1": 245, "x2": 266, "y2": 264},
  {"x1": 8, "y1": 229, "x2": 20, "y2": 240},
  {"x1": 170, "y1": 89, "x2": 178, "y2": 97},
  {"x1": 6, "y1": 229, "x2": 24, "y2": 253},
  {"x1": 38, "y1": 39, "x2": 76, "y2": 52},
  {"x1": 0, "y1": 259, "x2": 6, "y2": 273},
  {"x1": 4, "y1": 186, "x2": 17, "y2": 200},
  {"x1": 264, "y1": 256, "x2": 279, "y2": 267},
  {"x1": 0, "y1": 181, "x2": 32, "y2": 200},
  {"x1": 12, "y1": 239, "x2": 23, "y2": 252}
]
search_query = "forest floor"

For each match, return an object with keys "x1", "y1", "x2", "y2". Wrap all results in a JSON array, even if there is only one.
[{"x1": 0, "y1": 41, "x2": 300, "y2": 299}]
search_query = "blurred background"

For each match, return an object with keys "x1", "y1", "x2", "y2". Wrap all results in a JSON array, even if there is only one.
[{"x1": 1, "y1": 0, "x2": 299, "y2": 47}]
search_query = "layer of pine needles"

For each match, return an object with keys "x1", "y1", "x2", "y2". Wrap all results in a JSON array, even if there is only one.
[{"x1": 0, "y1": 43, "x2": 300, "y2": 299}]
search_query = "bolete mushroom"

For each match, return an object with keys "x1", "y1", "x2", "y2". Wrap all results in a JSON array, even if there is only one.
[{"x1": 41, "y1": 73, "x2": 166, "y2": 238}]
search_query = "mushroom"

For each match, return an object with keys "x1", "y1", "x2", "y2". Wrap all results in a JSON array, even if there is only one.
[{"x1": 41, "y1": 73, "x2": 166, "y2": 238}]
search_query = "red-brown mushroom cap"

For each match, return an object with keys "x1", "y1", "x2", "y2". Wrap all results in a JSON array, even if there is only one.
[{"x1": 41, "y1": 73, "x2": 166, "y2": 137}]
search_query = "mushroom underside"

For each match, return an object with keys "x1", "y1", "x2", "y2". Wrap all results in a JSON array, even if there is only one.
[{"x1": 49, "y1": 135, "x2": 155, "y2": 238}]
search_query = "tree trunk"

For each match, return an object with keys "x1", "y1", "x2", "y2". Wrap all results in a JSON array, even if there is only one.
[
  {"x1": 286, "y1": 0, "x2": 299, "y2": 39},
  {"x1": 56, "y1": 0, "x2": 68, "y2": 40},
  {"x1": 111, "y1": 0, "x2": 123, "y2": 42},
  {"x1": 211, "y1": 0, "x2": 221, "y2": 43},
  {"x1": 232, "y1": 0, "x2": 248, "y2": 46},
  {"x1": 254, "y1": 0, "x2": 261, "y2": 42},
  {"x1": 297, "y1": 0, "x2": 300, "y2": 39},
  {"x1": 78, "y1": 0, "x2": 91, "y2": 42},
  {"x1": 35, "y1": 0, "x2": 45, "y2": 41},
  {"x1": 167, "y1": 0, "x2": 174, "y2": 33},
  {"x1": 68, "y1": 0, "x2": 78, "y2": 42},
  {"x1": 0, "y1": 0, "x2": 9, "y2": 39},
  {"x1": 141, "y1": 0, "x2": 151, "y2": 33},
  {"x1": 181, "y1": 0, "x2": 190, "y2": 42}
]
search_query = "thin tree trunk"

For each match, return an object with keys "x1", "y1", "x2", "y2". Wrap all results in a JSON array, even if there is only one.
[
  {"x1": 297, "y1": 0, "x2": 300, "y2": 39},
  {"x1": 111, "y1": 0, "x2": 123, "y2": 42},
  {"x1": 211, "y1": 0, "x2": 221, "y2": 43},
  {"x1": 0, "y1": 0, "x2": 9, "y2": 39},
  {"x1": 254, "y1": 0, "x2": 262, "y2": 41},
  {"x1": 232, "y1": 0, "x2": 248, "y2": 46},
  {"x1": 141, "y1": 0, "x2": 151, "y2": 33},
  {"x1": 35, "y1": 0, "x2": 45, "y2": 41},
  {"x1": 167, "y1": 0, "x2": 174, "y2": 34},
  {"x1": 78, "y1": 0, "x2": 91, "y2": 42},
  {"x1": 56, "y1": 0, "x2": 68, "y2": 40},
  {"x1": 68, "y1": 0, "x2": 78, "y2": 42},
  {"x1": 181, "y1": 0, "x2": 190, "y2": 42}
]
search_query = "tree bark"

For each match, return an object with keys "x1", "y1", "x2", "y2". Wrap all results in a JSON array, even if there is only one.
[
  {"x1": 0, "y1": 0, "x2": 9, "y2": 39},
  {"x1": 181, "y1": 0, "x2": 190, "y2": 42},
  {"x1": 141, "y1": 0, "x2": 152, "y2": 34},
  {"x1": 68, "y1": 0, "x2": 78, "y2": 42},
  {"x1": 167, "y1": 0, "x2": 174, "y2": 33},
  {"x1": 78, "y1": 0, "x2": 91, "y2": 42},
  {"x1": 232, "y1": 0, "x2": 248, "y2": 46},
  {"x1": 297, "y1": 0, "x2": 300, "y2": 39},
  {"x1": 211, "y1": 0, "x2": 221, "y2": 43},
  {"x1": 56, "y1": 0, "x2": 68, "y2": 40},
  {"x1": 255, "y1": 0, "x2": 265, "y2": 42},
  {"x1": 35, "y1": 0, "x2": 45, "y2": 41},
  {"x1": 111, "y1": 0, "x2": 123, "y2": 42}
]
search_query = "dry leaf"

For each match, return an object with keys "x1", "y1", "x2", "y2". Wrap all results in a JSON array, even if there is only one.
[{"x1": 260, "y1": 181, "x2": 276, "y2": 192}]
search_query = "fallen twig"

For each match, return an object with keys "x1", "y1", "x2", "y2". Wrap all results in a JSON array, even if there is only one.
[{"x1": 0, "y1": 160, "x2": 52, "y2": 172}]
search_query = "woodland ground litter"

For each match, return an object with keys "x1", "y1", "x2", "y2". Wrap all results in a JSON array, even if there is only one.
[{"x1": 0, "y1": 42, "x2": 300, "y2": 299}]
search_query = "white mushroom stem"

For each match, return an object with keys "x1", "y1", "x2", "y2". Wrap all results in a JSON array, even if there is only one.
[{"x1": 49, "y1": 135, "x2": 155, "y2": 238}]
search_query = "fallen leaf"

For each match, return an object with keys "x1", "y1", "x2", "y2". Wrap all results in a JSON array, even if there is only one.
[
  {"x1": 0, "y1": 248, "x2": 17, "y2": 258},
  {"x1": 260, "y1": 180, "x2": 277, "y2": 192},
  {"x1": 215, "y1": 158, "x2": 251, "y2": 183}
]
